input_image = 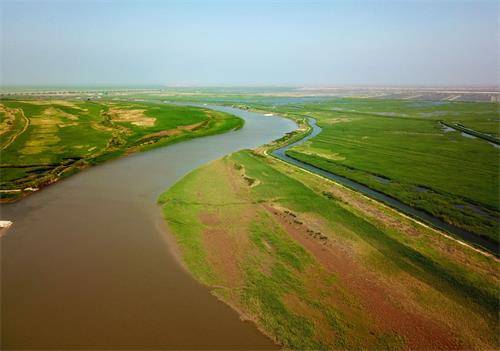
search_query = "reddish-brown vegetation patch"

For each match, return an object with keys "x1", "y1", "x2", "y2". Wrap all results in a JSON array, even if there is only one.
[
  {"x1": 138, "y1": 121, "x2": 207, "y2": 141},
  {"x1": 199, "y1": 211, "x2": 244, "y2": 287},
  {"x1": 265, "y1": 203, "x2": 465, "y2": 350}
]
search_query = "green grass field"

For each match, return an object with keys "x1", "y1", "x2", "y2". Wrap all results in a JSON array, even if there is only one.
[
  {"x1": 0, "y1": 99, "x2": 242, "y2": 201},
  {"x1": 260, "y1": 99, "x2": 499, "y2": 242},
  {"x1": 160, "y1": 149, "x2": 499, "y2": 350}
]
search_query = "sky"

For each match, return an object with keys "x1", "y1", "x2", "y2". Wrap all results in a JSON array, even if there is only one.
[{"x1": 1, "y1": 0, "x2": 498, "y2": 87}]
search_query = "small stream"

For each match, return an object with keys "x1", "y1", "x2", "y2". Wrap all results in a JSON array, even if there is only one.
[{"x1": 272, "y1": 117, "x2": 498, "y2": 255}]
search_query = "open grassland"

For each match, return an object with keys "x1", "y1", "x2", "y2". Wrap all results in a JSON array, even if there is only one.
[
  {"x1": 160, "y1": 149, "x2": 499, "y2": 350},
  {"x1": 259, "y1": 99, "x2": 500, "y2": 243},
  {"x1": 0, "y1": 99, "x2": 242, "y2": 202}
]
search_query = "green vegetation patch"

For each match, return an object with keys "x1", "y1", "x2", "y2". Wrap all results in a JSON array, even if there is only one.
[
  {"x1": 160, "y1": 149, "x2": 499, "y2": 349},
  {"x1": 276, "y1": 99, "x2": 500, "y2": 242},
  {"x1": 0, "y1": 99, "x2": 242, "y2": 201}
]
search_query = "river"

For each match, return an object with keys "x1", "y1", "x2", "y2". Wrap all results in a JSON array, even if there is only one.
[{"x1": 0, "y1": 106, "x2": 296, "y2": 349}]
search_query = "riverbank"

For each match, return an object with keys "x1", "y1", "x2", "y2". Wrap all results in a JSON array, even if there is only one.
[
  {"x1": 0, "y1": 99, "x2": 243, "y2": 203},
  {"x1": 160, "y1": 147, "x2": 499, "y2": 349}
]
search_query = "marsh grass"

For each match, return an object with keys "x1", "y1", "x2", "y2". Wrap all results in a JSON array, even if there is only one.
[{"x1": 160, "y1": 149, "x2": 499, "y2": 349}]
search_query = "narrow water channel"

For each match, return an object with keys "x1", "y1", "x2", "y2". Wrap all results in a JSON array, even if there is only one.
[
  {"x1": 0, "y1": 107, "x2": 296, "y2": 349},
  {"x1": 272, "y1": 117, "x2": 498, "y2": 255}
]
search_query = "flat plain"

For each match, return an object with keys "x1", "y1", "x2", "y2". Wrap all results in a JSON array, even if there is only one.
[
  {"x1": 1, "y1": 89, "x2": 498, "y2": 350},
  {"x1": 280, "y1": 99, "x2": 499, "y2": 242}
]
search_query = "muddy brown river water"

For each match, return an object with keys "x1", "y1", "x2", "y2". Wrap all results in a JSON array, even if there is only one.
[{"x1": 0, "y1": 106, "x2": 296, "y2": 349}]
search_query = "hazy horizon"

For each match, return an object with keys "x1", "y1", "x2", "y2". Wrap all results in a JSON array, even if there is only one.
[
  {"x1": 1, "y1": 84, "x2": 499, "y2": 90},
  {"x1": 2, "y1": 0, "x2": 499, "y2": 87}
]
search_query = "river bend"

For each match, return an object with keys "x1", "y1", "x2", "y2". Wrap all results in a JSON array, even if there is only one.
[{"x1": 0, "y1": 106, "x2": 296, "y2": 349}]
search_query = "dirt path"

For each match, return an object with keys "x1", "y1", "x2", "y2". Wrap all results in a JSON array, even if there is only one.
[{"x1": 1, "y1": 109, "x2": 29, "y2": 151}]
